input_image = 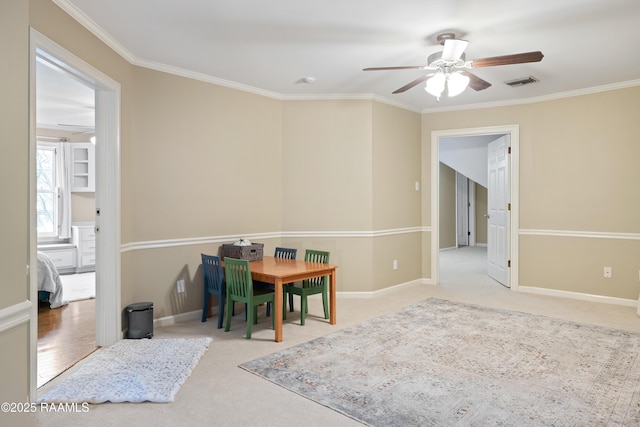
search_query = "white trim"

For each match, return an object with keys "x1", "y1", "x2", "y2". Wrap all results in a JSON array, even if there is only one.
[
  {"x1": 51, "y1": 0, "x2": 136, "y2": 63},
  {"x1": 154, "y1": 310, "x2": 201, "y2": 328},
  {"x1": 0, "y1": 301, "x2": 32, "y2": 334},
  {"x1": 338, "y1": 279, "x2": 434, "y2": 299},
  {"x1": 421, "y1": 79, "x2": 640, "y2": 114},
  {"x1": 120, "y1": 227, "x2": 429, "y2": 253},
  {"x1": 520, "y1": 229, "x2": 640, "y2": 241},
  {"x1": 518, "y1": 286, "x2": 638, "y2": 308},
  {"x1": 432, "y1": 125, "x2": 520, "y2": 290}
]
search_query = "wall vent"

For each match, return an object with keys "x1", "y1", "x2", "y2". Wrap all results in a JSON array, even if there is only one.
[{"x1": 504, "y1": 76, "x2": 539, "y2": 87}]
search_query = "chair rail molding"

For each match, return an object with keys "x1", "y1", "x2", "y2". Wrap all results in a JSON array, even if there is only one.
[
  {"x1": 519, "y1": 229, "x2": 640, "y2": 241},
  {"x1": 121, "y1": 227, "x2": 429, "y2": 253},
  {"x1": 0, "y1": 301, "x2": 32, "y2": 334}
]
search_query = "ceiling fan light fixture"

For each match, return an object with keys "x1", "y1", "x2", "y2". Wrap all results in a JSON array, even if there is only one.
[
  {"x1": 441, "y1": 39, "x2": 469, "y2": 62},
  {"x1": 447, "y1": 72, "x2": 470, "y2": 97},
  {"x1": 425, "y1": 71, "x2": 446, "y2": 99}
]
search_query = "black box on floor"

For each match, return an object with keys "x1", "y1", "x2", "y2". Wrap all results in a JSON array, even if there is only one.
[{"x1": 125, "y1": 302, "x2": 153, "y2": 339}]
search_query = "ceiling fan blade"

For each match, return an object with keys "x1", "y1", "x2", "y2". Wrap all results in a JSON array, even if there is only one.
[
  {"x1": 363, "y1": 65, "x2": 428, "y2": 71},
  {"x1": 471, "y1": 51, "x2": 544, "y2": 68},
  {"x1": 460, "y1": 71, "x2": 492, "y2": 91},
  {"x1": 392, "y1": 75, "x2": 430, "y2": 94},
  {"x1": 441, "y1": 39, "x2": 468, "y2": 61}
]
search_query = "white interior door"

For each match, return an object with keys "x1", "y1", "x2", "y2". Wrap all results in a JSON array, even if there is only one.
[
  {"x1": 487, "y1": 136, "x2": 510, "y2": 286},
  {"x1": 456, "y1": 172, "x2": 469, "y2": 246}
]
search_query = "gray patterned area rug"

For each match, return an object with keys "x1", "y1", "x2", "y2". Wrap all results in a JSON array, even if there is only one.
[
  {"x1": 240, "y1": 298, "x2": 640, "y2": 426},
  {"x1": 39, "y1": 338, "x2": 212, "y2": 403}
]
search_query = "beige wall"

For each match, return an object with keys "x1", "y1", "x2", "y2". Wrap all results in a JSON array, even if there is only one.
[
  {"x1": 439, "y1": 163, "x2": 456, "y2": 249},
  {"x1": 371, "y1": 102, "x2": 422, "y2": 230},
  {"x1": 437, "y1": 169, "x2": 487, "y2": 248},
  {"x1": 282, "y1": 100, "x2": 374, "y2": 292},
  {"x1": 371, "y1": 102, "x2": 422, "y2": 290},
  {"x1": 281, "y1": 100, "x2": 422, "y2": 292},
  {"x1": 122, "y1": 67, "x2": 283, "y2": 311},
  {"x1": 423, "y1": 87, "x2": 640, "y2": 299},
  {"x1": 282, "y1": 100, "x2": 373, "y2": 231},
  {"x1": 71, "y1": 193, "x2": 96, "y2": 222},
  {"x1": 475, "y1": 183, "x2": 488, "y2": 245},
  {"x1": 130, "y1": 68, "x2": 283, "y2": 241},
  {"x1": 0, "y1": 0, "x2": 30, "y2": 403}
]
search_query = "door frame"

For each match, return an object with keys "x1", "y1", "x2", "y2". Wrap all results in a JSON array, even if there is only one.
[
  {"x1": 29, "y1": 29, "x2": 121, "y2": 398},
  {"x1": 431, "y1": 125, "x2": 519, "y2": 289}
]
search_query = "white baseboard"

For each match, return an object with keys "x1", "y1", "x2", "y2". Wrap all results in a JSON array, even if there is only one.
[
  {"x1": 152, "y1": 280, "x2": 637, "y2": 326},
  {"x1": 154, "y1": 309, "x2": 201, "y2": 327},
  {"x1": 338, "y1": 279, "x2": 434, "y2": 299},
  {"x1": 518, "y1": 286, "x2": 638, "y2": 308}
]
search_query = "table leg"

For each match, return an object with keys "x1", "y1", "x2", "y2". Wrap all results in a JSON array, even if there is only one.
[
  {"x1": 329, "y1": 269, "x2": 336, "y2": 324},
  {"x1": 274, "y1": 277, "x2": 283, "y2": 342}
]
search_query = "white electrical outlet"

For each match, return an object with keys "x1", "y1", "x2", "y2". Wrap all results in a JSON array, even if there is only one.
[
  {"x1": 603, "y1": 267, "x2": 612, "y2": 279},
  {"x1": 177, "y1": 279, "x2": 185, "y2": 293},
  {"x1": 415, "y1": 181, "x2": 420, "y2": 191},
  {"x1": 393, "y1": 260, "x2": 398, "y2": 270}
]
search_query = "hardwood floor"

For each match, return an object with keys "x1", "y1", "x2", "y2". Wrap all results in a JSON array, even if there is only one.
[{"x1": 37, "y1": 298, "x2": 98, "y2": 388}]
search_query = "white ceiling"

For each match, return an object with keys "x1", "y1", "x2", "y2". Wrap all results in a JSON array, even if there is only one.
[
  {"x1": 36, "y1": 57, "x2": 95, "y2": 132},
  {"x1": 40, "y1": 0, "x2": 640, "y2": 128}
]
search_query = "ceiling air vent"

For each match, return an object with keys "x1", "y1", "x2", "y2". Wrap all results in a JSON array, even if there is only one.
[{"x1": 504, "y1": 76, "x2": 539, "y2": 87}]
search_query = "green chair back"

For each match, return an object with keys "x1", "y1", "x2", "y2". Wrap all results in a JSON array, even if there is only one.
[
  {"x1": 224, "y1": 257, "x2": 253, "y2": 303},
  {"x1": 283, "y1": 249, "x2": 330, "y2": 325},
  {"x1": 303, "y1": 249, "x2": 330, "y2": 288}
]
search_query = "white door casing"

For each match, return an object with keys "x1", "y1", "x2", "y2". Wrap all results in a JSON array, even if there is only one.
[
  {"x1": 431, "y1": 125, "x2": 519, "y2": 290},
  {"x1": 487, "y1": 135, "x2": 510, "y2": 286}
]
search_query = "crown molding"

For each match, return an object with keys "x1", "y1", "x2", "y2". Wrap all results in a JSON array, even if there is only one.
[
  {"x1": 421, "y1": 79, "x2": 640, "y2": 114},
  {"x1": 52, "y1": 0, "x2": 136, "y2": 63},
  {"x1": 53, "y1": 0, "x2": 640, "y2": 116}
]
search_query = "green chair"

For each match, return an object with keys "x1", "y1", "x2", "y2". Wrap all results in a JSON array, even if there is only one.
[
  {"x1": 223, "y1": 257, "x2": 274, "y2": 339},
  {"x1": 256, "y1": 247, "x2": 297, "y2": 317},
  {"x1": 283, "y1": 249, "x2": 330, "y2": 325}
]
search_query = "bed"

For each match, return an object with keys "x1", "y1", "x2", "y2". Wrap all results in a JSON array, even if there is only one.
[{"x1": 37, "y1": 251, "x2": 68, "y2": 309}]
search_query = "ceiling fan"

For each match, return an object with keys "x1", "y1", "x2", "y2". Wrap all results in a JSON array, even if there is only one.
[{"x1": 363, "y1": 32, "x2": 543, "y2": 100}]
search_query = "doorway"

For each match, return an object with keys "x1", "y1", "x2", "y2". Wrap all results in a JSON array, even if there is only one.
[
  {"x1": 35, "y1": 52, "x2": 97, "y2": 386},
  {"x1": 30, "y1": 29, "x2": 122, "y2": 398},
  {"x1": 431, "y1": 125, "x2": 520, "y2": 290}
]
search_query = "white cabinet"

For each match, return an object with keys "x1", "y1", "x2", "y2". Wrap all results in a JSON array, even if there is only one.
[
  {"x1": 72, "y1": 224, "x2": 96, "y2": 273},
  {"x1": 72, "y1": 143, "x2": 95, "y2": 192},
  {"x1": 38, "y1": 244, "x2": 76, "y2": 275}
]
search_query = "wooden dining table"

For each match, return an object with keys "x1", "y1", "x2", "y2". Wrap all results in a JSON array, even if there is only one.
[{"x1": 247, "y1": 255, "x2": 338, "y2": 342}]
